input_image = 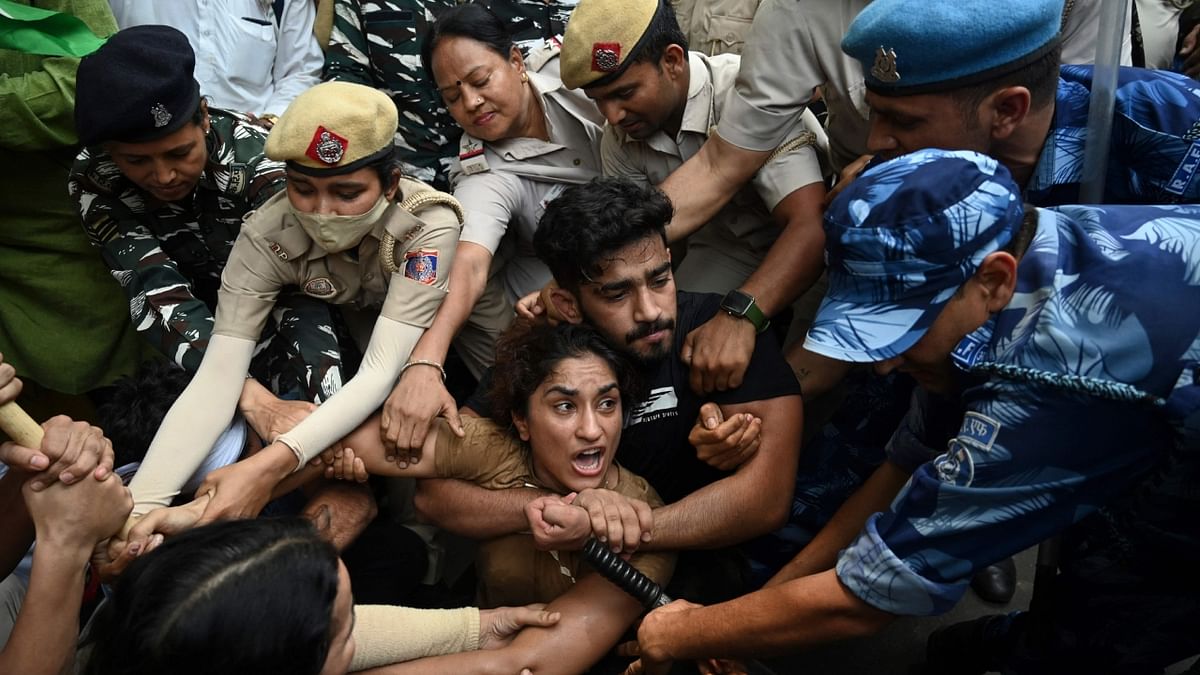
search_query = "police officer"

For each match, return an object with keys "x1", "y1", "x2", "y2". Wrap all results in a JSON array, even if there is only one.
[
  {"x1": 627, "y1": 148, "x2": 1200, "y2": 674},
  {"x1": 125, "y1": 81, "x2": 464, "y2": 523},
  {"x1": 324, "y1": 0, "x2": 582, "y2": 191},
  {"x1": 380, "y1": 4, "x2": 603, "y2": 455},
  {"x1": 69, "y1": 25, "x2": 344, "y2": 445}
]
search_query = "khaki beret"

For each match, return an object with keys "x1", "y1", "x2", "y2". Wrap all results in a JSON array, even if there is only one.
[
  {"x1": 265, "y1": 81, "x2": 398, "y2": 174},
  {"x1": 561, "y1": 0, "x2": 662, "y2": 89}
]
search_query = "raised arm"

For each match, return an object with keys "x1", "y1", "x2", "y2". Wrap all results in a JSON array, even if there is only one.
[{"x1": 659, "y1": 134, "x2": 773, "y2": 243}]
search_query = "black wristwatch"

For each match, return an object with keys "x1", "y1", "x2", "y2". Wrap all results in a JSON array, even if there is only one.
[{"x1": 720, "y1": 289, "x2": 769, "y2": 333}]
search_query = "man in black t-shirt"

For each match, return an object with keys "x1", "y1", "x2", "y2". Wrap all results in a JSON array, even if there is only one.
[{"x1": 417, "y1": 178, "x2": 803, "y2": 597}]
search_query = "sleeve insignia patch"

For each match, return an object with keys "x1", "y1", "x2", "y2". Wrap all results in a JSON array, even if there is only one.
[{"x1": 403, "y1": 249, "x2": 439, "y2": 285}]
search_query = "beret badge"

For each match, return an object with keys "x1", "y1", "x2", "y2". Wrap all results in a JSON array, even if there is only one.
[
  {"x1": 306, "y1": 126, "x2": 348, "y2": 165},
  {"x1": 872, "y1": 46, "x2": 900, "y2": 83},
  {"x1": 591, "y1": 42, "x2": 621, "y2": 72},
  {"x1": 150, "y1": 102, "x2": 173, "y2": 128}
]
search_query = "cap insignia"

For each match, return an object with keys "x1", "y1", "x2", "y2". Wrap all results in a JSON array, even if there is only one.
[
  {"x1": 872, "y1": 46, "x2": 900, "y2": 83},
  {"x1": 306, "y1": 126, "x2": 349, "y2": 165},
  {"x1": 591, "y1": 42, "x2": 621, "y2": 73},
  {"x1": 150, "y1": 103, "x2": 172, "y2": 128}
]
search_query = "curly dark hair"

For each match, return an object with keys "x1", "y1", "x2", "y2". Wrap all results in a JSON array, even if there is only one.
[{"x1": 488, "y1": 320, "x2": 644, "y2": 440}]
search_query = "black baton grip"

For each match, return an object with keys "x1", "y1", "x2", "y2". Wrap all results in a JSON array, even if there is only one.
[{"x1": 581, "y1": 538, "x2": 672, "y2": 610}]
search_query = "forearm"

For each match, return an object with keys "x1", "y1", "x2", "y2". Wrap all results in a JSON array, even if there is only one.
[
  {"x1": 0, "y1": 541, "x2": 91, "y2": 674},
  {"x1": 407, "y1": 244, "x2": 491, "y2": 363},
  {"x1": 279, "y1": 317, "x2": 424, "y2": 463},
  {"x1": 767, "y1": 461, "x2": 911, "y2": 585},
  {"x1": 413, "y1": 479, "x2": 542, "y2": 538},
  {"x1": 661, "y1": 134, "x2": 772, "y2": 242},
  {"x1": 129, "y1": 334, "x2": 255, "y2": 513},
  {"x1": 366, "y1": 575, "x2": 641, "y2": 675},
  {"x1": 303, "y1": 481, "x2": 378, "y2": 551},
  {"x1": 647, "y1": 397, "x2": 803, "y2": 550},
  {"x1": 742, "y1": 184, "x2": 826, "y2": 316},
  {"x1": 351, "y1": 605, "x2": 479, "y2": 671},
  {"x1": 643, "y1": 570, "x2": 892, "y2": 661}
]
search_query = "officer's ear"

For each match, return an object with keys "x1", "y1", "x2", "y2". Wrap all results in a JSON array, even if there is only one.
[
  {"x1": 548, "y1": 286, "x2": 584, "y2": 325},
  {"x1": 985, "y1": 86, "x2": 1031, "y2": 141},
  {"x1": 661, "y1": 44, "x2": 687, "y2": 79},
  {"x1": 199, "y1": 98, "x2": 211, "y2": 135},
  {"x1": 973, "y1": 251, "x2": 1018, "y2": 312},
  {"x1": 384, "y1": 168, "x2": 402, "y2": 201}
]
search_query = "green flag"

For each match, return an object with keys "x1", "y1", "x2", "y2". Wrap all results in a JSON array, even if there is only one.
[{"x1": 0, "y1": 0, "x2": 105, "y2": 57}]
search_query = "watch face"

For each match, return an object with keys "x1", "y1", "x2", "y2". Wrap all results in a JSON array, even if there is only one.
[{"x1": 721, "y1": 290, "x2": 753, "y2": 315}]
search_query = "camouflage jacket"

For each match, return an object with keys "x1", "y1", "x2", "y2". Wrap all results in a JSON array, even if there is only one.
[
  {"x1": 323, "y1": 0, "x2": 577, "y2": 189},
  {"x1": 68, "y1": 110, "x2": 285, "y2": 373}
]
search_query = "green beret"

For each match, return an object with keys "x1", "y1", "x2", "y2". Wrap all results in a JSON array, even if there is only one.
[
  {"x1": 561, "y1": 0, "x2": 662, "y2": 89},
  {"x1": 265, "y1": 82, "x2": 398, "y2": 175}
]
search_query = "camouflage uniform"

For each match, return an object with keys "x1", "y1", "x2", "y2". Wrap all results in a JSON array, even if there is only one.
[
  {"x1": 323, "y1": 0, "x2": 578, "y2": 190},
  {"x1": 67, "y1": 109, "x2": 353, "y2": 402}
]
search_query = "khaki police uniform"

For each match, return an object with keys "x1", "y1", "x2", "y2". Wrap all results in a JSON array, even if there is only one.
[
  {"x1": 602, "y1": 51, "x2": 830, "y2": 333},
  {"x1": 719, "y1": 0, "x2": 870, "y2": 172},
  {"x1": 449, "y1": 51, "x2": 604, "y2": 374},
  {"x1": 670, "y1": 0, "x2": 762, "y2": 56}
]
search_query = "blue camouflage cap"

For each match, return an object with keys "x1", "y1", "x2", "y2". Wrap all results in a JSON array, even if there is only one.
[
  {"x1": 804, "y1": 149, "x2": 1024, "y2": 363},
  {"x1": 842, "y1": 0, "x2": 1063, "y2": 94}
]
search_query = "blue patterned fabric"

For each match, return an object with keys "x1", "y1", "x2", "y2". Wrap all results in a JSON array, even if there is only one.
[
  {"x1": 806, "y1": 150, "x2": 1023, "y2": 362},
  {"x1": 841, "y1": 0, "x2": 1061, "y2": 94},
  {"x1": 837, "y1": 201, "x2": 1200, "y2": 616},
  {"x1": 1027, "y1": 65, "x2": 1200, "y2": 206}
]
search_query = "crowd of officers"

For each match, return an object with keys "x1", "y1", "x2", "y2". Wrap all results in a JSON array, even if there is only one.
[{"x1": 1, "y1": 0, "x2": 1199, "y2": 673}]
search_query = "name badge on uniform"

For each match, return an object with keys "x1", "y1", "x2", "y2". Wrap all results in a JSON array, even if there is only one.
[
  {"x1": 459, "y1": 136, "x2": 490, "y2": 175},
  {"x1": 304, "y1": 277, "x2": 337, "y2": 298},
  {"x1": 404, "y1": 249, "x2": 439, "y2": 285}
]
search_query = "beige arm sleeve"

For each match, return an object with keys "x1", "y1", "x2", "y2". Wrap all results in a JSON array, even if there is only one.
[
  {"x1": 128, "y1": 334, "x2": 256, "y2": 514},
  {"x1": 277, "y1": 315, "x2": 423, "y2": 465},
  {"x1": 349, "y1": 605, "x2": 480, "y2": 671}
]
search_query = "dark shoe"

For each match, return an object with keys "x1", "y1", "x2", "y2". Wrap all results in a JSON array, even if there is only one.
[
  {"x1": 971, "y1": 556, "x2": 1018, "y2": 604},
  {"x1": 917, "y1": 612, "x2": 1025, "y2": 675}
]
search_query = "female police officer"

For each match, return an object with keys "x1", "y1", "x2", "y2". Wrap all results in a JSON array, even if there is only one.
[{"x1": 125, "y1": 80, "x2": 463, "y2": 524}]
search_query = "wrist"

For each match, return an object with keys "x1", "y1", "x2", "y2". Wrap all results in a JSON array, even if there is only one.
[
  {"x1": 260, "y1": 441, "x2": 302, "y2": 478},
  {"x1": 238, "y1": 377, "x2": 268, "y2": 413},
  {"x1": 32, "y1": 534, "x2": 95, "y2": 563},
  {"x1": 719, "y1": 289, "x2": 769, "y2": 333}
]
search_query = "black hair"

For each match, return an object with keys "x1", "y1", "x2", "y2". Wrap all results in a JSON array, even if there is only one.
[
  {"x1": 1005, "y1": 203, "x2": 1041, "y2": 258},
  {"x1": 533, "y1": 177, "x2": 673, "y2": 293},
  {"x1": 489, "y1": 320, "x2": 644, "y2": 438},
  {"x1": 949, "y1": 42, "x2": 1062, "y2": 121},
  {"x1": 96, "y1": 359, "x2": 193, "y2": 468},
  {"x1": 420, "y1": 4, "x2": 514, "y2": 85},
  {"x1": 81, "y1": 519, "x2": 340, "y2": 675},
  {"x1": 371, "y1": 147, "x2": 405, "y2": 193},
  {"x1": 631, "y1": 1, "x2": 689, "y2": 67}
]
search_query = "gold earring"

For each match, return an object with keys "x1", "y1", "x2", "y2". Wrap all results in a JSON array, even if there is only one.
[{"x1": 521, "y1": 72, "x2": 529, "y2": 83}]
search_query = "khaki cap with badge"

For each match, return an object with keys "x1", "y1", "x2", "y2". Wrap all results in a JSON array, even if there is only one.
[{"x1": 560, "y1": 0, "x2": 663, "y2": 89}]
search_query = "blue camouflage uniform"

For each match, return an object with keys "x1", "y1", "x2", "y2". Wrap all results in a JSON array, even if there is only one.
[
  {"x1": 807, "y1": 149, "x2": 1200, "y2": 672},
  {"x1": 1027, "y1": 64, "x2": 1200, "y2": 206}
]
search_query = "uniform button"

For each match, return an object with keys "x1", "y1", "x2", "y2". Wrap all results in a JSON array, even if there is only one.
[
  {"x1": 365, "y1": 272, "x2": 374, "y2": 281},
  {"x1": 572, "y1": 158, "x2": 581, "y2": 166},
  {"x1": 725, "y1": 33, "x2": 736, "y2": 42}
]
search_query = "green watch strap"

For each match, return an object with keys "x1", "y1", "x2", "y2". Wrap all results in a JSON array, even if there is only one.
[{"x1": 742, "y1": 299, "x2": 769, "y2": 334}]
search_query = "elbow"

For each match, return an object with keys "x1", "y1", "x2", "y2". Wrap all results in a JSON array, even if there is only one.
[
  {"x1": 763, "y1": 497, "x2": 790, "y2": 533},
  {"x1": 412, "y1": 479, "x2": 444, "y2": 525}
]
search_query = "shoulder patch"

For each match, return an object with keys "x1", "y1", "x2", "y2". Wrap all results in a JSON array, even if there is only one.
[
  {"x1": 957, "y1": 412, "x2": 1001, "y2": 453},
  {"x1": 226, "y1": 164, "x2": 250, "y2": 196},
  {"x1": 403, "y1": 249, "x2": 439, "y2": 285}
]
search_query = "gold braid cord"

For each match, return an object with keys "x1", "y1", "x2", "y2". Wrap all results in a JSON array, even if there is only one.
[
  {"x1": 380, "y1": 191, "x2": 465, "y2": 275},
  {"x1": 765, "y1": 130, "x2": 819, "y2": 163}
]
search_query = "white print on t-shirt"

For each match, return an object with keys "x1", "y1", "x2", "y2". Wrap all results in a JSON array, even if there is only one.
[{"x1": 629, "y1": 386, "x2": 679, "y2": 426}]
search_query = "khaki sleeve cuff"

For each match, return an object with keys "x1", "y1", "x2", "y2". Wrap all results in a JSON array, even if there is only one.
[{"x1": 349, "y1": 605, "x2": 480, "y2": 671}]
